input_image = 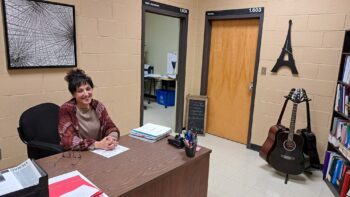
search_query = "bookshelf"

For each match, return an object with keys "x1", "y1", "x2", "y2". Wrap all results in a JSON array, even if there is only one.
[{"x1": 325, "y1": 31, "x2": 350, "y2": 197}]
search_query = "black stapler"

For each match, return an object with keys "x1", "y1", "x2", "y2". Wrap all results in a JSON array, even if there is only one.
[{"x1": 167, "y1": 135, "x2": 185, "y2": 149}]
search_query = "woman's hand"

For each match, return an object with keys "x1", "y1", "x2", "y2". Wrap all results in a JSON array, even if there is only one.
[{"x1": 94, "y1": 136, "x2": 118, "y2": 150}]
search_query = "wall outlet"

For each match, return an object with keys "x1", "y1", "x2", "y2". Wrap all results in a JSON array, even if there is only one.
[{"x1": 261, "y1": 67, "x2": 266, "y2": 75}]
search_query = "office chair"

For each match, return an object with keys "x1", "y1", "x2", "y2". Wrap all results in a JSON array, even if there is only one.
[{"x1": 17, "y1": 103, "x2": 64, "y2": 160}]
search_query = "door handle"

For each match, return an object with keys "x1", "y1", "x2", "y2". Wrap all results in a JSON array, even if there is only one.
[{"x1": 248, "y1": 81, "x2": 253, "y2": 92}]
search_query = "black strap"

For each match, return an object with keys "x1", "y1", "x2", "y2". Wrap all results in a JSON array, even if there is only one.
[
  {"x1": 277, "y1": 96, "x2": 289, "y2": 125},
  {"x1": 302, "y1": 89, "x2": 312, "y2": 131}
]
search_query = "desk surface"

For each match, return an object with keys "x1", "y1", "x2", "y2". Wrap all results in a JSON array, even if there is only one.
[
  {"x1": 37, "y1": 136, "x2": 211, "y2": 197},
  {"x1": 144, "y1": 74, "x2": 176, "y2": 81}
]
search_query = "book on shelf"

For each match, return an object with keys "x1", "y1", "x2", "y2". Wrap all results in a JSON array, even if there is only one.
[
  {"x1": 342, "y1": 55, "x2": 350, "y2": 84},
  {"x1": 341, "y1": 171, "x2": 350, "y2": 197},
  {"x1": 335, "y1": 84, "x2": 350, "y2": 116},
  {"x1": 327, "y1": 154, "x2": 340, "y2": 181},
  {"x1": 324, "y1": 150, "x2": 350, "y2": 197},
  {"x1": 323, "y1": 151, "x2": 332, "y2": 179},
  {"x1": 338, "y1": 164, "x2": 350, "y2": 194},
  {"x1": 331, "y1": 159, "x2": 344, "y2": 186},
  {"x1": 129, "y1": 123, "x2": 171, "y2": 142},
  {"x1": 329, "y1": 119, "x2": 350, "y2": 149},
  {"x1": 329, "y1": 133, "x2": 340, "y2": 147}
]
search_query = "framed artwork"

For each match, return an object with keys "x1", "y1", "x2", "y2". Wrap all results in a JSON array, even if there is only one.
[{"x1": 2, "y1": 0, "x2": 77, "y2": 69}]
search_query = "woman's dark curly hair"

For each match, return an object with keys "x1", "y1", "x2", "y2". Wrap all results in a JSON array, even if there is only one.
[{"x1": 64, "y1": 68, "x2": 94, "y2": 94}]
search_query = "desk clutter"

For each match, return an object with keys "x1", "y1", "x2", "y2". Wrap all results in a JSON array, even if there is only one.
[
  {"x1": 0, "y1": 159, "x2": 48, "y2": 196},
  {"x1": 49, "y1": 170, "x2": 104, "y2": 197},
  {"x1": 183, "y1": 130, "x2": 198, "y2": 157},
  {"x1": 167, "y1": 129, "x2": 200, "y2": 158},
  {"x1": 129, "y1": 123, "x2": 171, "y2": 143}
]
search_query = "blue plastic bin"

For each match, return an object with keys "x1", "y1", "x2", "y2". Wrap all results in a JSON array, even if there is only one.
[{"x1": 156, "y1": 89, "x2": 175, "y2": 107}]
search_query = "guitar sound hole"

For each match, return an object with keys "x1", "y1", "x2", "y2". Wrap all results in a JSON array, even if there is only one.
[{"x1": 283, "y1": 140, "x2": 296, "y2": 151}]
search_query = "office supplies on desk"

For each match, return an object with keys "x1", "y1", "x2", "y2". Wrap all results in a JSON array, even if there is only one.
[
  {"x1": 0, "y1": 159, "x2": 48, "y2": 196},
  {"x1": 167, "y1": 135, "x2": 184, "y2": 149},
  {"x1": 49, "y1": 170, "x2": 106, "y2": 197},
  {"x1": 184, "y1": 130, "x2": 198, "y2": 157},
  {"x1": 130, "y1": 123, "x2": 171, "y2": 142},
  {"x1": 91, "y1": 145, "x2": 129, "y2": 158}
]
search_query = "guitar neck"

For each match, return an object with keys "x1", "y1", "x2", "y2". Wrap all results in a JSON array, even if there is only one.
[{"x1": 288, "y1": 103, "x2": 298, "y2": 141}]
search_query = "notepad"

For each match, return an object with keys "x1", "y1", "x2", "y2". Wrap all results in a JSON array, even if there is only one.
[{"x1": 91, "y1": 145, "x2": 129, "y2": 158}]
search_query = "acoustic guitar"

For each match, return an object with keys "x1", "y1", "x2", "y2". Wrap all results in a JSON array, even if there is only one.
[
  {"x1": 259, "y1": 89, "x2": 294, "y2": 163},
  {"x1": 269, "y1": 89, "x2": 305, "y2": 175},
  {"x1": 297, "y1": 89, "x2": 320, "y2": 169}
]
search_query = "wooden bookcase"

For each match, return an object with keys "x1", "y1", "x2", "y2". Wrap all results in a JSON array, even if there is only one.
[{"x1": 325, "y1": 31, "x2": 350, "y2": 197}]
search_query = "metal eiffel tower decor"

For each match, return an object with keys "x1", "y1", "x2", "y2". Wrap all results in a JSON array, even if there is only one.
[{"x1": 271, "y1": 20, "x2": 298, "y2": 74}]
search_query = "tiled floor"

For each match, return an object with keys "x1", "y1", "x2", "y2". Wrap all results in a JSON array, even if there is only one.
[
  {"x1": 143, "y1": 101, "x2": 334, "y2": 197},
  {"x1": 199, "y1": 134, "x2": 333, "y2": 197}
]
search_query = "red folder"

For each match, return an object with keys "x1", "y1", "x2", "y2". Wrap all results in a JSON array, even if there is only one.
[{"x1": 49, "y1": 175, "x2": 102, "y2": 197}]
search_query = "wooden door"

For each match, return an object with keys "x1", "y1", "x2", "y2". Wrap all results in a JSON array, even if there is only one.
[{"x1": 206, "y1": 19, "x2": 259, "y2": 144}]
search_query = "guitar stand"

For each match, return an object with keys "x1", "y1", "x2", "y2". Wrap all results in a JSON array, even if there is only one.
[
  {"x1": 304, "y1": 167, "x2": 313, "y2": 175},
  {"x1": 284, "y1": 168, "x2": 313, "y2": 184},
  {"x1": 284, "y1": 174, "x2": 289, "y2": 184}
]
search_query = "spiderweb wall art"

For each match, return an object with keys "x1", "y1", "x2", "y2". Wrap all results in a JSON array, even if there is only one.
[{"x1": 2, "y1": 0, "x2": 76, "y2": 69}]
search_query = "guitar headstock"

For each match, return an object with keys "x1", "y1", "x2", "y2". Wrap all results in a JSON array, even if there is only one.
[
  {"x1": 290, "y1": 88, "x2": 307, "y2": 103},
  {"x1": 285, "y1": 88, "x2": 296, "y2": 100}
]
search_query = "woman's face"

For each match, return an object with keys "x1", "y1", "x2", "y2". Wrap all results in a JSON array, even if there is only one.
[{"x1": 74, "y1": 83, "x2": 93, "y2": 109}]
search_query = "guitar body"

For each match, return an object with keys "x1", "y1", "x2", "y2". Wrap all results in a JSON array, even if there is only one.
[
  {"x1": 298, "y1": 128, "x2": 320, "y2": 169},
  {"x1": 259, "y1": 125, "x2": 288, "y2": 163},
  {"x1": 269, "y1": 131, "x2": 305, "y2": 175}
]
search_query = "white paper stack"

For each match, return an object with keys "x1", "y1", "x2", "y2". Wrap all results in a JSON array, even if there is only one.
[{"x1": 129, "y1": 123, "x2": 171, "y2": 142}]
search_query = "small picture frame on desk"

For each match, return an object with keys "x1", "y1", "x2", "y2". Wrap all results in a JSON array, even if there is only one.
[{"x1": 185, "y1": 95, "x2": 208, "y2": 135}]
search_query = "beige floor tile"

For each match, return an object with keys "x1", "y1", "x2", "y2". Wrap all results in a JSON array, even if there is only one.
[{"x1": 143, "y1": 101, "x2": 334, "y2": 197}]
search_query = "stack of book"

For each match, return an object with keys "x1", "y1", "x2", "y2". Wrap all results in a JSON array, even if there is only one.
[
  {"x1": 324, "y1": 151, "x2": 350, "y2": 197},
  {"x1": 329, "y1": 117, "x2": 350, "y2": 149},
  {"x1": 335, "y1": 83, "x2": 349, "y2": 117},
  {"x1": 129, "y1": 123, "x2": 171, "y2": 142}
]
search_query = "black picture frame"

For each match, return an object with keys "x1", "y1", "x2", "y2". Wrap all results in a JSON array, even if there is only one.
[
  {"x1": 2, "y1": 0, "x2": 77, "y2": 69},
  {"x1": 185, "y1": 94, "x2": 208, "y2": 135}
]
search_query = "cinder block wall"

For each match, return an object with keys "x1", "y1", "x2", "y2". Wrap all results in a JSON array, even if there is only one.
[
  {"x1": 193, "y1": 0, "x2": 350, "y2": 161},
  {"x1": 0, "y1": 0, "x2": 145, "y2": 169},
  {"x1": 0, "y1": 0, "x2": 348, "y2": 168},
  {"x1": 0, "y1": 0, "x2": 199, "y2": 169}
]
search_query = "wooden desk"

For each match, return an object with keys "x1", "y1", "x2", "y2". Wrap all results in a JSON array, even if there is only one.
[{"x1": 36, "y1": 136, "x2": 211, "y2": 197}]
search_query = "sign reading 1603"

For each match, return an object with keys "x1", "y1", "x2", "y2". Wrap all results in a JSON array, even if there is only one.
[{"x1": 249, "y1": 7, "x2": 262, "y2": 13}]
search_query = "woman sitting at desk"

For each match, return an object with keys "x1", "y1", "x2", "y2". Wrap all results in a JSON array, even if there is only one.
[{"x1": 59, "y1": 68, "x2": 120, "y2": 151}]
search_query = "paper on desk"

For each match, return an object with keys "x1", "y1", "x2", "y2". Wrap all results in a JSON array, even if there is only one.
[
  {"x1": 91, "y1": 145, "x2": 129, "y2": 158},
  {"x1": 49, "y1": 170, "x2": 108, "y2": 197},
  {"x1": 60, "y1": 185, "x2": 100, "y2": 197},
  {"x1": 167, "y1": 74, "x2": 176, "y2": 79},
  {"x1": 145, "y1": 73, "x2": 161, "y2": 78},
  {"x1": 0, "y1": 159, "x2": 42, "y2": 196},
  {"x1": 0, "y1": 171, "x2": 23, "y2": 195}
]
